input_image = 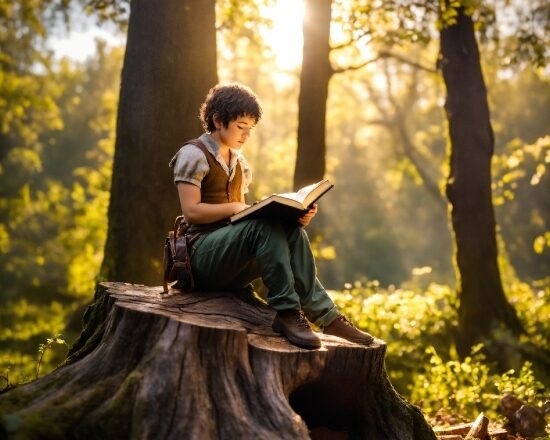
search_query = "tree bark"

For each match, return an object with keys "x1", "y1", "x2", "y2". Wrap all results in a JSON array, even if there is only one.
[
  {"x1": 439, "y1": 8, "x2": 524, "y2": 356},
  {"x1": 293, "y1": 0, "x2": 333, "y2": 191},
  {"x1": 100, "y1": 0, "x2": 218, "y2": 285},
  {"x1": 0, "y1": 282, "x2": 436, "y2": 440}
]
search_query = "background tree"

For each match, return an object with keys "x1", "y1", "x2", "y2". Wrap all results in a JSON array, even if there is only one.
[
  {"x1": 0, "y1": 1, "x2": 64, "y2": 298},
  {"x1": 305, "y1": 0, "x2": 548, "y2": 357},
  {"x1": 439, "y1": 4, "x2": 525, "y2": 355},
  {"x1": 293, "y1": 0, "x2": 332, "y2": 191},
  {"x1": 0, "y1": 0, "x2": 124, "y2": 381},
  {"x1": 100, "y1": 0, "x2": 218, "y2": 285}
]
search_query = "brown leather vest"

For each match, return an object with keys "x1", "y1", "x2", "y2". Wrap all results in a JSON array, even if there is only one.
[
  {"x1": 185, "y1": 139, "x2": 242, "y2": 204},
  {"x1": 184, "y1": 139, "x2": 243, "y2": 233}
]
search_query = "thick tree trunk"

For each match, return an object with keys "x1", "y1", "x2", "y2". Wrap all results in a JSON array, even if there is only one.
[
  {"x1": 293, "y1": 0, "x2": 333, "y2": 191},
  {"x1": 439, "y1": 8, "x2": 524, "y2": 356},
  {"x1": 100, "y1": 0, "x2": 218, "y2": 285},
  {"x1": 0, "y1": 282, "x2": 436, "y2": 440}
]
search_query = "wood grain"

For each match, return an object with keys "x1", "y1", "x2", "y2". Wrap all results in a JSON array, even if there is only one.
[{"x1": 0, "y1": 282, "x2": 436, "y2": 439}]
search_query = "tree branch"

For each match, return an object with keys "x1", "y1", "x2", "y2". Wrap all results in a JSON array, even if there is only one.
[
  {"x1": 332, "y1": 54, "x2": 386, "y2": 74},
  {"x1": 394, "y1": 117, "x2": 445, "y2": 206},
  {"x1": 332, "y1": 50, "x2": 437, "y2": 75},
  {"x1": 362, "y1": 77, "x2": 445, "y2": 207},
  {"x1": 386, "y1": 51, "x2": 437, "y2": 73},
  {"x1": 331, "y1": 29, "x2": 372, "y2": 51}
]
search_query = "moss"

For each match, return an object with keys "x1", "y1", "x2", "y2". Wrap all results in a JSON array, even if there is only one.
[
  {"x1": 0, "y1": 284, "x2": 148, "y2": 439},
  {"x1": 2, "y1": 410, "x2": 66, "y2": 440},
  {"x1": 0, "y1": 372, "x2": 143, "y2": 439},
  {"x1": 0, "y1": 385, "x2": 26, "y2": 408},
  {"x1": 0, "y1": 360, "x2": 76, "y2": 414},
  {"x1": 9, "y1": 414, "x2": 65, "y2": 440},
  {"x1": 71, "y1": 371, "x2": 144, "y2": 439},
  {"x1": 0, "y1": 375, "x2": 71, "y2": 437}
]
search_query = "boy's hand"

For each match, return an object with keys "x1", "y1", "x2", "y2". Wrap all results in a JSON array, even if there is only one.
[
  {"x1": 231, "y1": 202, "x2": 250, "y2": 215},
  {"x1": 298, "y1": 203, "x2": 318, "y2": 227}
]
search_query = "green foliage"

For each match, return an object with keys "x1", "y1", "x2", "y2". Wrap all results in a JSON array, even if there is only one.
[
  {"x1": 0, "y1": 351, "x2": 34, "y2": 391},
  {"x1": 410, "y1": 345, "x2": 547, "y2": 421},
  {"x1": 332, "y1": 0, "x2": 548, "y2": 68},
  {"x1": 0, "y1": 4, "x2": 121, "y2": 383},
  {"x1": 0, "y1": 0, "x2": 123, "y2": 300},
  {"x1": 494, "y1": 362, "x2": 547, "y2": 408},
  {"x1": 84, "y1": 0, "x2": 129, "y2": 28},
  {"x1": 411, "y1": 344, "x2": 493, "y2": 419},
  {"x1": 0, "y1": 340, "x2": 69, "y2": 389},
  {"x1": 437, "y1": 0, "x2": 461, "y2": 30},
  {"x1": 331, "y1": 278, "x2": 549, "y2": 417},
  {"x1": 217, "y1": 0, "x2": 275, "y2": 43},
  {"x1": 0, "y1": 300, "x2": 75, "y2": 384},
  {"x1": 36, "y1": 334, "x2": 68, "y2": 379},
  {"x1": 492, "y1": 134, "x2": 550, "y2": 280},
  {"x1": 330, "y1": 281, "x2": 457, "y2": 391},
  {"x1": 507, "y1": 277, "x2": 550, "y2": 354}
]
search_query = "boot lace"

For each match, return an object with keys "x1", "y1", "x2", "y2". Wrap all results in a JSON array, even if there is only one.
[
  {"x1": 337, "y1": 314, "x2": 355, "y2": 327},
  {"x1": 296, "y1": 310, "x2": 311, "y2": 328}
]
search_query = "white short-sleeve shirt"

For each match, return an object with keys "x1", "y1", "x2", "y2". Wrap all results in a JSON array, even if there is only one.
[{"x1": 169, "y1": 133, "x2": 252, "y2": 199}]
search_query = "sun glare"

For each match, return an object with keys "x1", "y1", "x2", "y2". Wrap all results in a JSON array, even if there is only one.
[
  {"x1": 263, "y1": 0, "x2": 305, "y2": 70},
  {"x1": 49, "y1": 21, "x2": 123, "y2": 62}
]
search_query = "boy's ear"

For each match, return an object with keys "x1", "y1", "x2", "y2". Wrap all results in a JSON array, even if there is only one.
[{"x1": 212, "y1": 113, "x2": 222, "y2": 130}]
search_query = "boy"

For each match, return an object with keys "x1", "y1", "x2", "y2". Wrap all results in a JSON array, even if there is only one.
[{"x1": 169, "y1": 83, "x2": 374, "y2": 349}]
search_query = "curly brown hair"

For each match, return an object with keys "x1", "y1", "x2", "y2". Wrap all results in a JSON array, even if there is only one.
[{"x1": 199, "y1": 83, "x2": 262, "y2": 132}]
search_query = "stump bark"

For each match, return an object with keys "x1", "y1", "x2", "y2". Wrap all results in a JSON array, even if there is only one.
[{"x1": 0, "y1": 282, "x2": 436, "y2": 440}]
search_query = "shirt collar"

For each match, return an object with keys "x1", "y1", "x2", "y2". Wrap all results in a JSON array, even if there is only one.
[
  {"x1": 198, "y1": 132, "x2": 220, "y2": 156},
  {"x1": 199, "y1": 132, "x2": 243, "y2": 177},
  {"x1": 200, "y1": 133, "x2": 244, "y2": 163}
]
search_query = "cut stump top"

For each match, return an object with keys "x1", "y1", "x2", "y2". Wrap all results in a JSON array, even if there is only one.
[{"x1": 107, "y1": 281, "x2": 385, "y2": 353}]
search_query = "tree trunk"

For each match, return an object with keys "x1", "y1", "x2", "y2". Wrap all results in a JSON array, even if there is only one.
[
  {"x1": 293, "y1": 0, "x2": 333, "y2": 191},
  {"x1": 100, "y1": 0, "x2": 218, "y2": 285},
  {"x1": 439, "y1": 8, "x2": 524, "y2": 356},
  {"x1": 0, "y1": 282, "x2": 436, "y2": 440}
]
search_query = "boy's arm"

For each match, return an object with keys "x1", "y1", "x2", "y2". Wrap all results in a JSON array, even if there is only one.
[{"x1": 177, "y1": 183, "x2": 248, "y2": 224}]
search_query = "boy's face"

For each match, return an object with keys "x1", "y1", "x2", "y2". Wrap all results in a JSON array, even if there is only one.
[{"x1": 214, "y1": 115, "x2": 256, "y2": 150}]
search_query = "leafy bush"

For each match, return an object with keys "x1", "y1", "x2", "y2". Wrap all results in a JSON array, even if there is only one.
[
  {"x1": 410, "y1": 345, "x2": 547, "y2": 422},
  {"x1": 330, "y1": 278, "x2": 549, "y2": 419},
  {"x1": 508, "y1": 277, "x2": 550, "y2": 350},
  {"x1": 330, "y1": 281, "x2": 457, "y2": 391},
  {"x1": 0, "y1": 301, "x2": 74, "y2": 385}
]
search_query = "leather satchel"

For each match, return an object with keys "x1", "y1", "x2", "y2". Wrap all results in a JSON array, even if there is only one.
[{"x1": 162, "y1": 216, "x2": 194, "y2": 293}]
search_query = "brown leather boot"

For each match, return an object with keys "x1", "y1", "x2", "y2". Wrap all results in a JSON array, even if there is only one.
[
  {"x1": 272, "y1": 309, "x2": 322, "y2": 349},
  {"x1": 323, "y1": 314, "x2": 374, "y2": 345}
]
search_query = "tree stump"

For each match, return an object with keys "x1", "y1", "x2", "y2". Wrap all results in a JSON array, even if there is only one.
[{"x1": 0, "y1": 282, "x2": 436, "y2": 439}]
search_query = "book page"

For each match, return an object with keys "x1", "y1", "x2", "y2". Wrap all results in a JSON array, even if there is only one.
[
  {"x1": 230, "y1": 179, "x2": 332, "y2": 224},
  {"x1": 276, "y1": 182, "x2": 320, "y2": 205}
]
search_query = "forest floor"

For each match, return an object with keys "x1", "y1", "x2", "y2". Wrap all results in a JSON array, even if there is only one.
[{"x1": 431, "y1": 409, "x2": 549, "y2": 439}]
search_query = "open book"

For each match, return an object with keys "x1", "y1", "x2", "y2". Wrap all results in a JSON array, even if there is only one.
[{"x1": 229, "y1": 179, "x2": 334, "y2": 224}]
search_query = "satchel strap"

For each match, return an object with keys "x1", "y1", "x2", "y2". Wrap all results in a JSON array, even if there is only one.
[
  {"x1": 173, "y1": 215, "x2": 185, "y2": 231},
  {"x1": 168, "y1": 231, "x2": 177, "y2": 259},
  {"x1": 163, "y1": 220, "x2": 195, "y2": 293},
  {"x1": 162, "y1": 236, "x2": 172, "y2": 293}
]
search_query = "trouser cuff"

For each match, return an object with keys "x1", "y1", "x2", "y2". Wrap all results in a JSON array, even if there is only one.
[
  {"x1": 268, "y1": 298, "x2": 301, "y2": 312},
  {"x1": 312, "y1": 306, "x2": 340, "y2": 328}
]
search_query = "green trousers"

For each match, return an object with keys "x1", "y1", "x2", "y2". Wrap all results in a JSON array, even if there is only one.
[{"x1": 190, "y1": 218, "x2": 339, "y2": 327}]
